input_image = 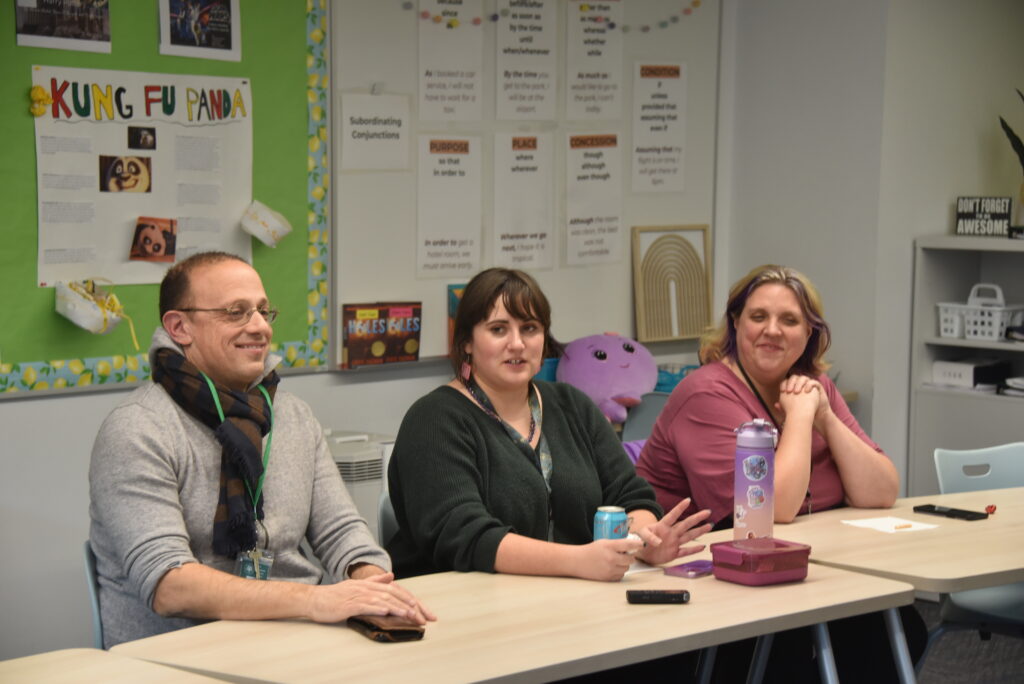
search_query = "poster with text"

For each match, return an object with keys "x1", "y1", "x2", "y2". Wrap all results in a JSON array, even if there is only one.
[
  {"x1": 565, "y1": 0, "x2": 623, "y2": 120},
  {"x1": 493, "y1": 132, "x2": 554, "y2": 269},
  {"x1": 495, "y1": 0, "x2": 557, "y2": 120},
  {"x1": 632, "y1": 62, "x2": 686, "y2": 192},
  {"x1": 565, "y1": 133, "x2": 622, "y2": 265},
  {"x1": 417, "y1": 136, "x2": 482, "y2": 277},
  {"x1": 159, "y1": 0, "x2": 241, "y2": 62},
  {"x1": 15, "y1": 0, "x2": 111, "y2": 53},
  {"x1": 340, "y1": 93, "x2": 410, "y2": 171},
  {"x1": 32, "y1": 65, "x2": 253, "y2": 286},
  {"x1": 419, "y1": 0, "x2": 484, "y2": 122}
]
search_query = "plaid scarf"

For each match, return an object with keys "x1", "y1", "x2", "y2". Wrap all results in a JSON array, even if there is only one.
[{"x1": 152, "y1": 348, "x2": 279, "y2": 557}]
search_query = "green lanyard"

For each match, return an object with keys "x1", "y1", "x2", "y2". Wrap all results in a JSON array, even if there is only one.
[{"x1": 200, "y1": 372, "x2": 274, "y2": 520}]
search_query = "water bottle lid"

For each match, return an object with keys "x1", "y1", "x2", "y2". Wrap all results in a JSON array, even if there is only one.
[{"x1": 735, "y1": 418, "x2": 778, "y2": 448}]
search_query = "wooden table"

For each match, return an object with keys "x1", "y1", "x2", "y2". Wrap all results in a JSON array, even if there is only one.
[
  {"x1": 0, "y1": 648, "x2": 217, "y2": 682},
  {"x1": 778, "y1": 487, "x2": 1024, "y2": 593},
  {"x1": 113, "y1": 563, "x2": 913, "y2": 683}
]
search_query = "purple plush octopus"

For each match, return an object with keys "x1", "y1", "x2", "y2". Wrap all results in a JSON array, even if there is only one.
[{"x1": 555, "y1": 333, "x2": 657, "y2": 423}]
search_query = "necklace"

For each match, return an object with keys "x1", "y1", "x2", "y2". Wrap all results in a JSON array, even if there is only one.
[
  {"x1": 734, "y1": 358, "x2": 781, "y2": 431},
  {"x1": 462, "y1": 376, "x2": 536, "y2": 442}
]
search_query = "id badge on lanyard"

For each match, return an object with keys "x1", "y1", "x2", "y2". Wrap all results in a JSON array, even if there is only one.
[{"x1": 235, "y1": 548, "x2": 274, "y2": 580}]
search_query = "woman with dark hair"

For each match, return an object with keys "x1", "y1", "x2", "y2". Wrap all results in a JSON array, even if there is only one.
[
  {"x1": 386, "y1": 268, "x2": 712, "y2": 580},
  {"x1": 637, "y1": 264, "x2": 898, "y2": 526}
]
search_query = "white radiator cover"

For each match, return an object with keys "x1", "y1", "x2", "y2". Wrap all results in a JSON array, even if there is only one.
[{"x1": 324, "y1": 430, "x2": 394, "y2": 543}]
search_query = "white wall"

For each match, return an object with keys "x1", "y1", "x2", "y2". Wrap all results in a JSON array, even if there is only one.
[
  {"x1": 719, "y1": 0, "x2": 889, "y2": 436},
  {"x1": 719, "y1": 0, "x2": 1024, "y2": 494},
  {"x1": 870, "y1": 0, "x2": 1024, "y2": 483}
]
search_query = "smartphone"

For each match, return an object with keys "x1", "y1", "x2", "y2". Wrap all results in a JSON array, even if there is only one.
[
  {"x1": 626, "y1": 589, "x2": 691, "y2": 604},
  {"x1": 347, "y1": 615, "x2": 425, "y2": 642},
  {"x1": 912, "y1": 504, "x2": 988, "y2": 521}
]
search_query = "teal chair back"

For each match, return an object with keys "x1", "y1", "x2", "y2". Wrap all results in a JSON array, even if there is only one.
[
  {"x1": 934, "y1": 442, "x2": 1024, "y2": 494},
  {"x1": 83, "y1": 541, "x2": 104, "y2": 649},
  {"x1": 621, "y1": 391, "x2": 670, "y2": 443},
  {"x1": 378, "y1": 491, "x2": 399, "y2": 548},
  {"x1": 918, "y1": 441, "x2": 1024, "y2": 675}
]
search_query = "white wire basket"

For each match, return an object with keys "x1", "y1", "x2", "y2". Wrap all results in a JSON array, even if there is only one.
[{"x1": 937, "y1": 284, "x2": 1024, "y2": 341}]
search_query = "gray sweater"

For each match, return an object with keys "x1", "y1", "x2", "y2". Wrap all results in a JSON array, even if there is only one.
[{"x1": 89, "y1": 328, "x2": 389, "y2": 647}]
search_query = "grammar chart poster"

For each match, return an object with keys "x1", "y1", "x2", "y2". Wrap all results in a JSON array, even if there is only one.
[
  {"x1": 417, "y1": 135, "x2": 482, "y2": 278},
  {"x1": 32, "y1": 65, "x2": 253, "y2": 286},
  {"x1": 418, "y1": 0, "x2": 484, "y2": 122},
  {"x1": 565, "y1": 133, "x2": 622, "y2": 265}
]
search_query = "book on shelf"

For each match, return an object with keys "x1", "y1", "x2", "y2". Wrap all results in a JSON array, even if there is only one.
[{"x1": 340, "y1": 301, "x2": 422, "y2": 369}]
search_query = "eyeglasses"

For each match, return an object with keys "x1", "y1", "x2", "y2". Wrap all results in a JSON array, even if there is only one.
[{"x1": 177, "y1": 306, "x2": 279, "y2": 326}]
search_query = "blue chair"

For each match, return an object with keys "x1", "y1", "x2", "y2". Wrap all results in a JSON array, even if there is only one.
[
  {"x1": 917, "y1": 443, "x2": 1024, "y2": 672},
  {"x1": 378, "y1": 491, "x2": 399, "y2": 548},
  {"x1": 83, "y1": 541, "x2": 104, "y2": 649},
  {"x1": 621, "y1": 391, "x2": 670, "y2": 443}
]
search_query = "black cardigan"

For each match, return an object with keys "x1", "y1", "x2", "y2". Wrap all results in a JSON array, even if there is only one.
[{"x1": 386, "y1": 380, "x2": 661, "y2": 577}]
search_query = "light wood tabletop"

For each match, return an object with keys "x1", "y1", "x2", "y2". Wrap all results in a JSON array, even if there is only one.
[
  {"x1": 0, "y1": 648, "x2": 218, "y2": 683},
  {"x1": 113, "y1": 562, "x2": 913, "y2": 683},
  {"x1": 770, "y1": 487, "x2": 1024, "y2": 593}
]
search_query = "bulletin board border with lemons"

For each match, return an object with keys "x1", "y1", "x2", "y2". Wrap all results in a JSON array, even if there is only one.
[{"x1": 0, "y1": 2, "x2": 330, "y2": 395}]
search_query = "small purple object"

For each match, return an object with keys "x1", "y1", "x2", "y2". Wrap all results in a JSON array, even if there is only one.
[
  {"x1": 664, "y1": 559, "x2": 713, "y2": 578},
  {"x1": 621, "y1": 439, "x2": 646, "y2": 465}
]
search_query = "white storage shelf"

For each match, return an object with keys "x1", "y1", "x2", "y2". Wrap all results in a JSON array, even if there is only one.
[
  {"x1": 924, "y1": 336, "x2": 1024, "y2": 352},
  {"x1": 908, "y1": 235, "x2": 1024, "y2": 496}
]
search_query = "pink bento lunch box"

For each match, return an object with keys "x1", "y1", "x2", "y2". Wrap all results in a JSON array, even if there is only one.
[{"x1": 710, "y1": 538, "x2": 811, "y2": 586}]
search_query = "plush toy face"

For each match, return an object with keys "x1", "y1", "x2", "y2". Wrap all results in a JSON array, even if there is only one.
[{"x1": 555, "y1": 333, "x2": 657, "y2": 423}]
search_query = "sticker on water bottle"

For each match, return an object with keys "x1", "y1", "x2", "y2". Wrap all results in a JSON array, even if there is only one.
[
  {"x1": 742, "y1": 454, "x2": 768, "y2": 481},
  {"x1": 747, "y1": 485, "x2": 766, "y2": 509}
]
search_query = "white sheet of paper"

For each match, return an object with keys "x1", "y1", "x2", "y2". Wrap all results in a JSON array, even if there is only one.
[
  {"x1": 625, "y1": 559, "x2": 661, "y2": 575},
  {"x1": 340, "y1": 93, "x2": 410, "y2": 171},
  {"x1": 33, "y1": 65, "x2": 253, "y2": 286},
  {"x1": 417, "y1": 135, "x2": 481, "y2": 278},
  {"x1": 841, "y1": 517, "x2": 938, "y2": 533},
  {"x1": 632, "y1": 62, "x2": 686, "y2": 193},
  {"x1": 565, "y1": 0, "x2": 624, "y2": 120},
  {"x1": 418, "y1": 0, "x2": 483, "y2": 122},
  {"x1": 565, "y1": 132, "x2": 622, "y2": 265},
  {"x1": 495, "y1": 0, "x2": 557, "y2": 120},
  {"x1": 493, "y1": 132, "x2": 554, "y2": 269}
]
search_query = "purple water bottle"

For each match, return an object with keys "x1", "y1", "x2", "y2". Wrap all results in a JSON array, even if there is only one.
[{"x1": 733, "y1": 418, "x2": 777, "y2": 541}]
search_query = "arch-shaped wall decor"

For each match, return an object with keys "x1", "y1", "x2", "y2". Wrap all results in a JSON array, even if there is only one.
[{"x1": 632, "y1": 224, "x2": 711, "y2": 342}]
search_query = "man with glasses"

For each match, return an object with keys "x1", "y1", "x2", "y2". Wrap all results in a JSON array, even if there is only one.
[{"x1": 89, "y1": 252, "x2": 434, "y2": 647}]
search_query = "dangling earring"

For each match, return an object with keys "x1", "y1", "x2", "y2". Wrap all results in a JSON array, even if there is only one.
[{"x1": 461, "y1": 355, "x2": 472, "y2": 381}]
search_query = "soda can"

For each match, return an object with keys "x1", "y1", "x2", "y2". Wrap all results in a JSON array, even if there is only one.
[{"x1": 593, "y1": 506, "x2": 630, "y2": 540}]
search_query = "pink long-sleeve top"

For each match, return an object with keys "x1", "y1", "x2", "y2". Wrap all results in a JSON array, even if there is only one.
[{"x1": 635, "y1": 361, "x2": 884, "y2": 525}]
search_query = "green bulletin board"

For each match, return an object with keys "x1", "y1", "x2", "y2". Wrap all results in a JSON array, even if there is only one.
[{"x1": 0, "y1": 1, "x2": 330, "y2": 394}]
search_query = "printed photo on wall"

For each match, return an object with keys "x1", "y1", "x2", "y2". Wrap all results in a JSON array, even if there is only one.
[
  {"x1": 128, "y1": 126, "x2": 157, "y2": 150},
  {"x1": 15, "y1": 0, "x2": 111, "y2": 53},
  {"x1": 159, "y1": 0, "x2": 241, "y2": 61},
  {"x1": 129, "y1": 217, "x2": 177, "y2": 263},
  {"x1": 99, "y1": 155, "x2": 151, "y2": 193}
]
